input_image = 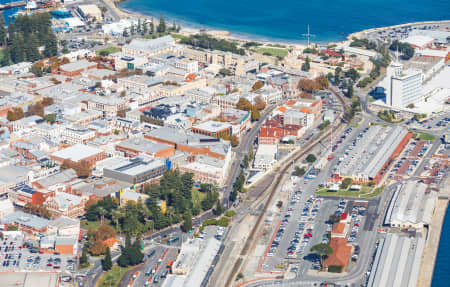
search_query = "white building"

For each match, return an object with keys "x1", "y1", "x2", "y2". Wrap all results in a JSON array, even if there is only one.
[
  {"x1": 122, "y1": 35, "x2": 176, "y2": 58},
  {"x1": 62, "y1": 125, "x2": 96, "y2": 145},
  {"x1": 254, "y1": 144, "x2": 277, "y2": 170},
  {"x1": 385, "y1": 61, "x2": 423, "y2": 108}
]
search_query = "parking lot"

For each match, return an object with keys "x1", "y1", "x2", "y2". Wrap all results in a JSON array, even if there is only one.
[
  {"x1": 0, "y1": 233, "x2": 76, "y2": 273},
  {"x1": 389, "y1": 139, "x2": 431, "y2": 180}
]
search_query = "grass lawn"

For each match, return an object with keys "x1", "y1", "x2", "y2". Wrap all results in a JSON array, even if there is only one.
[
  {"x1": 0, "y1": 49, "x2": 4, "y2": 61},
  {"x1": 96, "y1": 46, "x2": 122, "y2": 56},
  {"x1": 99, "y1": 265, "x2": 131, "y2": 287},
  {"x1": 253, "y1": 47, "x2": 288, "y2": 58},
  {"x1": 192, "y1": 189, "x2": 206, "y2": 209},
  {"x1": 81, "y1": 219, "x2": 110, "y2": 231},
  {"x1": 316, "y1": 186, "x2": 384, "y2": 198},
  {"x1": 414, "y1": 131, "x2": 436, "y2": 141}
]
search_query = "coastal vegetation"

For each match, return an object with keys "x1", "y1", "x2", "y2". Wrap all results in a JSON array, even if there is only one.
[
  {"x1": 180, "y1": 34, "x2": 245, "y2": 55},
  {"x1": 350, "y1": 38, "x2": 377, "y2": 50}
]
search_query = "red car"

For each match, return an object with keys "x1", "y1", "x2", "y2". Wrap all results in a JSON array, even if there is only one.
[
  {"x1": 47, "y1": 263, "x2": 52, "y2": 267},
  {"x1": 53, "y1": 266, "x2": 60, "y2": 269}
]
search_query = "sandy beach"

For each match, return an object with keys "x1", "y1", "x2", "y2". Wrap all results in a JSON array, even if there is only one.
[{"x1": 102, "y1": 0, "x2": 309, "y2": 50}]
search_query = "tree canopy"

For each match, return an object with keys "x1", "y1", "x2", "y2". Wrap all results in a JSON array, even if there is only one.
[{"x1": 1, "y1": 13, "x2": 57, "y2": 66}]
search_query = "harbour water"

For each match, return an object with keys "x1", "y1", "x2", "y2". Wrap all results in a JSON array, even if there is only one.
[
  {"x1": 432, "y1": 207, "x2": 450, "y2": 286},
  {"x1": 119, "y1": 0, "x2": 450, "y2": 43}
]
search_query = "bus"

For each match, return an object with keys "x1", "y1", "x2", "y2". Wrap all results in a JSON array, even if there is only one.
[
  {"x1": 132, "y1": 271, "x2": 139, "y2": 280},
  {"x1": 161, "y1": 270, "x2": 168, "y2": 278},
  {"x1": 166, "y1": 260, "x2": 174, "y2": 270}
]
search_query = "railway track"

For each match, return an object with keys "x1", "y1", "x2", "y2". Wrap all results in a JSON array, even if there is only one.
[{"x1": 224, "y1": 89, "x2": 348, "y2": 287}]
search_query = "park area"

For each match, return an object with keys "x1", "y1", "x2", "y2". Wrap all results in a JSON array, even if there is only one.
[
  {"x1": 316, "y1": 185, "x2": 384, "y2": 198},
  {"x1": 96, "y1": 46, "x2": 122, "y2": 56},
  {"x1": 252, "y1": 46, "x2": 288, "y2": 58},
  {"x1": 99, "y1": 265, "x2": 131, "y2": 287}
]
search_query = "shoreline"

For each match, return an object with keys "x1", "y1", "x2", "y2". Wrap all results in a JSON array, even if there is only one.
[{"x1": 109, "y1": 0, "x2": 450, "y2": 48}]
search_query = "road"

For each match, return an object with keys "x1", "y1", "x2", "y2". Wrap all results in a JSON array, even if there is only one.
[
  {"x1": 210, "y1": 90, "x2": 349, "y2": 287},
  {"x1": 222, "y1": 105, "x2": 278, "y2": 208}
]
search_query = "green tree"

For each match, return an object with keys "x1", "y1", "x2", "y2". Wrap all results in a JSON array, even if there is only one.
[
  {"x1": 44, "y1": 114, "x2": 56, "y2": 124},
  {"x1": 122, "y1": 28, "x2": 129, "y2": 37},
  {"x1": 346, "y1": 83, "x2": 354, "y2": 98},
  {"x1": 11, "y1": 33, "x2": 25, "y2": 63},
  {"x1": 181, "y1": 172, "x2": 194, "y2": 201},
  {"x1": 183, "y1": 210, "x2": 192, "y2": 232},
  {"x1": 143, "y1": 21, "x2": 148, "y2": 34},
  {"x1": 215, "y1": 201, "x2": 224, "y2": 216},
  {"x1": 243, "y1": 154, "x2": 249, "y2": 168},
  {"x1": 25, "y1": 34, "x2": 41, "y2": 62},
  {"x1": 301, "y1": 56, "x2": 310, "y2": 72},
  {"x1": 0, "y1": 12, "x2": 7, "y2": 46},
  {"x1": 292, "y1": 166, "x2": 306, "y2": 176},
  {"x1": 150, "y1": 18, "x2": 154, "y2": 34},
  {"x1": 79, "y1": 245, "x2": 89, "y2": 268},
  {"x1": 306, "y1": 154, "x2": 317, "y2": 163},
  {"x1": 311, "y1": 243, "x2": 333, "y2": 269},
  {"x1": 44, "y1": 32, "x2": 58, "y2": 57},
  {"x1": 158, "y1": 14, "x2": 166, "y2": 33},
  {"x1": 102, "y1": 247, "x2": 112, "y2": 271},
  {"x1": 334, "y1": 66, "x2": 342, "y2": 84},
  {"x1": 251, "y1": 107, "x2": 260, "y2": 121}
]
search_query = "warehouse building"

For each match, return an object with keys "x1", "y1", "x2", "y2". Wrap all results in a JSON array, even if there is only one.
[
  {"x1": 367, "y1": 234, "x2": 425, "y2": 287},
  {"x1": 77, "y1": 4, "x2": 103, "y2": 21},
  {"x1": 334, "y1": 125, "x2": 412, "y2": 184},
  {"x1": 384, "y1": 181, "x2": 437, "y2": 230}
]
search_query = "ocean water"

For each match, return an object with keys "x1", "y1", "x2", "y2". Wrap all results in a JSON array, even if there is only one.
[
  {"x1": 432, "y1": 206, "x2": 450, "y2": 286},
  {"x1": 119, "y1": 0, "x2": 450, "y2": 43}
]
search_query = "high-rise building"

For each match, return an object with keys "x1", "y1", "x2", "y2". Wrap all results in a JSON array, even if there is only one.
[{"x1": 385, "y1": 61, "x2": 423, "y2": 108}]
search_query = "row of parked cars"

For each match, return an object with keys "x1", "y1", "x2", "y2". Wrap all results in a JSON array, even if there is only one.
[{"x1": 289, "y1": 196, "x2": 322, "y2": 258}]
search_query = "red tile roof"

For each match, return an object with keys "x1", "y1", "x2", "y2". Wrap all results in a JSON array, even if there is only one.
[{"x1": 324, "y1": 238, "x2": 352, "y2": 270}]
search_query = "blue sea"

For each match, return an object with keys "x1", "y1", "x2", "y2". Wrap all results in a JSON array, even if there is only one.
[
  {"x1": 432, "y1": 206, "x2": 450, "y2": 286},
  {"x1": 119, "y1": 0, "x2": 450, "y2": 43}
]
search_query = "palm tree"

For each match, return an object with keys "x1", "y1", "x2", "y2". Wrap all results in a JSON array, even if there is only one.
[
  {"x1": 98, "y1": 207, "x2": 106, "y2": 225},
  {"x1": 112, "y1": 210, "x2": 121, "y2": 233}
]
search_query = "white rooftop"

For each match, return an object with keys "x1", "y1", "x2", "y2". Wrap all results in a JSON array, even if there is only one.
[{"x1": 52, "y1": 144, "x2": 103, "y2": 162}]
